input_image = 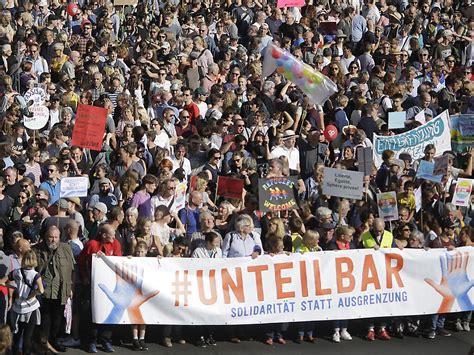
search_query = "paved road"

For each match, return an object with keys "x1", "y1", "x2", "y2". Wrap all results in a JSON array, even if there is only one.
[{"x1": 65, "y1": 322, "x2": 473, "y2": 355}]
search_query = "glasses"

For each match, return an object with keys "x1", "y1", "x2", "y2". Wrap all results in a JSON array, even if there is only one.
[
  {"x1": 330, "y1": 67, "x2": 339, "y2": 71},
  {"x1": 21, "y1": 185, "x2": 29, "y2": 189},
  {"x1": 159, "y1": 35, "x2": 166, "y2": 39},
  {"x1": 213, "y1": 156, "x2": 221, "y2": 159},
  {"x1": 181, "y1": 115, "x2": 190, "y2": 118},
  {"x1": 447, "y1": 60, "x2": 455, "y2": 63},
  {"x1": 168, "y1": 186, "x2": 176, "y2": 190},
  {"x1": 236, "y1": 124, "x2": 245, "y2": 127},
  {"x1": 233, "y1": 159, "x2": 241, "y2": 162},
  {"x1": 48, "y1": 169, "x2": 56, "y2": 172},
  {"x1": 232, "y1": 72, "x2": 240, "y2": 76}
]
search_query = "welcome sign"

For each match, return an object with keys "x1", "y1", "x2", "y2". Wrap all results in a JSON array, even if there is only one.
[{"x1": 92, "y1": 248, "x2": 474, "y2": 325}]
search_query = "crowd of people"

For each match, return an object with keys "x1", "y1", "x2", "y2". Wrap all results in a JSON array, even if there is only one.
[{"x1": 0, "y1": 0, "x2": 473, "y2": 353}]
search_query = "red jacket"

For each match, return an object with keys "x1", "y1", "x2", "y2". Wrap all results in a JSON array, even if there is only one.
[{"x1": 78, "y1": 239, "x2": 122, "y2": 281}]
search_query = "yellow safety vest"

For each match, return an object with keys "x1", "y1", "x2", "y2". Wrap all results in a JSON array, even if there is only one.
[{"x1": 361, "y1": 230, "x2": 394, "y2": 249}]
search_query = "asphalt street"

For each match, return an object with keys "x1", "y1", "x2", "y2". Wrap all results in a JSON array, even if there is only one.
[{"x1": 65, "y1": 320, "x2": 473, "y2": 355}]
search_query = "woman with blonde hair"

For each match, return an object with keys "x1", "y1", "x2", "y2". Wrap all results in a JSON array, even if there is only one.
[
  {"x1": 215, "y1": 200, "x2": 235, "y2": 234},
  {"x1": 193, "y1": 35, "x2": 214, "y2": 77},
  {"x1": 9, "y1": 250, "x2": 44, "y2": 355}
]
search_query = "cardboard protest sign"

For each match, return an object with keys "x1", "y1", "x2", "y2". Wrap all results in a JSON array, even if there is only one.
[
  {"x1": 173, "y1": 182, "x2": 187, "y2": 212},
  {"x1": 452, "y1": 178, "x2": 473, "y2": 207},
  {"x1": 373, "y1": 110, "x2": 451, "y2": 167},
  {"x1": 388, "y1": 111, "x2": 406, "y2": 130},
  {"x1": 322, "y1": 167, "x2": 364, "y2": 200},
  {"x1": 71, "y1": 104, "x2": 108, "y2": 151},
  {"x1": 416, "y1": 160, "x2": 443, "y2": 183},
  {"x1": 258, "y1": 177, "x2": 298, "y2": 212},
  {"x1": 217, "y1": 176, "x2": 244, "y2": 199},
  {"x1": 377, "y1": 191, "x2": 399, "y2": 222},
  {"x1": 357, "y1": 147, "x2": 373, "y2": 176},
  {"x1": 60, "y1": 177, "x2": 89, "y2": 197},
  {"x1": 277, "y1": 0, "x2": 305, "y2": 8}
]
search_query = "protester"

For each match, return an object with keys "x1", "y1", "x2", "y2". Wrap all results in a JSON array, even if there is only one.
[{"x1": 0, "y1": 0, "x2": 472, "y2": 351}]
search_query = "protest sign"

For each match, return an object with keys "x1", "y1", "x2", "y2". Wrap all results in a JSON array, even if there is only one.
[
  {"x1": 377, "y1": 191, "x2": 399, "y2": 222},
  {"x1": 414, "y1": 110, "x2": 426, "y2": 125},
  {"x1": 71, "y1": 104, "x2": 108, "y2": 151},
  {"x1": 433, "y1": 155, "x2": 449, "y2": 176},
  {"x1": 322, "y1": 167, "x2": 364, "y2": 200},
  {"x1": 92, "y1": 247, "x2": 474, "y2": 325},
  {"x1": 415, "y1": 187, "x2": 422, "y2": 212},
  {"x1": 23, "y1": 104, "x2": 49, "y2": 130},
  {"x1": 114, "y1": 0, "x2": 138, "y2": 5},
  {"x1": 60, "y1": 177, "x2": 89, "y2": 198},
  {"x1": 23, "y1": 87, "x2": 49, "y2": 130},
  {"x1": 416, "y1": 160, "x2": 443, "y2": 183},
  {"x1": 258, "y1": 177, "x2": 298, "y2": 212},
  {"x1": 173, "y1": 182, "x2": 187, "y2": 212},
  {"x1": 189, "y1": 175, "x2": 198, "y2": 191},
  {"x1": 451, "y1": 114, "x2": 474, "y2": 153},
  {"x1": 277, "y1": 0, "x2": 305, "y2": 8},
  {"x1": 388, "y1": 112, "x2": 406, "y2": 130},
  {"x1": 357, "y1": 147, "x2": 373, "y2": 176},
  {"x1": 217, "y1": 176, "x2": 244, "y2": 199},
  {"x1": 452, "y1": 178, "x2": 473, "y2": 207},
  {"x1": 23, "y1": 87, "x2": 46, "y2": 105},
  {"x1": 373, "y1": 110, "x2": 451, "y2": 167}
]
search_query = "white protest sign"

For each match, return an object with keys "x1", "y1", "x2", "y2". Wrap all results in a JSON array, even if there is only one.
[
  {"x1": 60, "y1": 176, "x2": 89, "y2": 197},
  {"x1": 415, "y1": 187, "x2": 422, "y2": 213},
  {"x1": 414, "y1": 110, "x2": 426, "y2": 125},
  {"x1": 23, "y1": 87, "x2": 49, "y2": 130},
  {"x1": 24, "y1": 105, "x2": 49, "y2": 130},
  {"x1": 23, "y1": 87, "x2": 46, "y2": 105},
  {"x1": 452, "y1": 178, "x2": 473, "y2": 207},
  {"x1": 377, "y1": 191, "x2": 399, "y2": 222},
  {"x1": 322, "y1": 167, "x2": 364, "y2": 200},
  {"x1": 173, "y1": 182, "x2": 187, "y2": 212}
]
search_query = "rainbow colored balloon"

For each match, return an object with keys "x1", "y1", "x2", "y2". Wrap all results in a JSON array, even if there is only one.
[{"x1": 263, "y1": 44, "x2": 338, "y2": 105}]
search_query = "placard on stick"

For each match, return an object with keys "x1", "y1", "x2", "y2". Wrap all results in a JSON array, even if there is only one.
[
  {"x1": 71, "y1": 104, "x2": 108, "y2": 151},
  {"x1": 377, "y1": 191, "x2": 399, "y2": 222},
  {"x1": 357, "y1": 147, "x2": 373, "y2": 176},
  {"x1": 322, "y1": 167, "x2": 364, "y2": 200},
  {"x1": 258, "y1": 177, "x2": 298, "y2": 212},
  {"x1": 217, "y1": 176, "x2": 244, "y2": 199}
]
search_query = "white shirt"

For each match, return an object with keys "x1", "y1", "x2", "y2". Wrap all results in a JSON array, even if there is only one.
[
  {"x1": 154, "y1": 131, "x2": 170, "y2": 151},
  {"x1": 271, "y1": 145, "x2": 300, "y2": 171},
  {"x1": 171, "y1": 155, "x2": 192, "y2": 176}
]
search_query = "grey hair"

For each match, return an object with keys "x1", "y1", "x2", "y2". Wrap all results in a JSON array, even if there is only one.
[
  {"x1": 125, "y1": 206, "x2": 139, "y2": 217},
  {"x1": 242, "y1": 157, "x2": 257, "y2": 171},
  {"x1": 409, "y1": 230, "x2": 425, "y2": 246},
  {"x1": 263, "y1": 80, "x2": 275, "y2": 93},
  {"x1": 315, "y1": 207, "x2": 332, "y2": 221},
  {"x1": 199, "y1": 210, "x2": 214, "y2": 223},
  {"x1": 234, "y1": 214, "x2": 253, "y2": 232},
  {"x1": 445, "y1": 203, "x2": 457, "y2": 213}
]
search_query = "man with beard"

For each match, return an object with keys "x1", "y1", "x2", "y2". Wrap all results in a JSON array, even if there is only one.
[{"x1": 34, "y1": 225, "x2": 75, "y2": 353}]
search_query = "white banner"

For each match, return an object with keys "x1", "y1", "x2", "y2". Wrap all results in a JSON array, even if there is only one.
[
  {"x1": 373, "y1": 110, "x2": 451, "y2": 167},
  {"x1": 92, "y1": 247, "x2": 474, "y2": 325},
  {"x1": 322, "y1": 167, "x2": 364, "y2": 200},
  {"x1": 60, "y1": 176, "x2": 89, "y2": 197}
]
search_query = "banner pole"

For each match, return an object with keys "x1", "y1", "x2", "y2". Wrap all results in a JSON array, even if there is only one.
[
  {"x1": 338, "y1": 203, "x2": 342, "y2": 226},
  {"x1": 389, "y1": 220, "x2": 393, "y2": 233},
  {"x1": 214, "y1": 178, "x2": 219, "y2": 206}
]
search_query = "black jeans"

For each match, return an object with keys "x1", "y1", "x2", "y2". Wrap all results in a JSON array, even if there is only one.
[
  {"x1": 13, "y1": 310, "x2": 38, "y2": 355},
  {"x1": 41, "y1": 298, "x2": 64, "y2": 342}
]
